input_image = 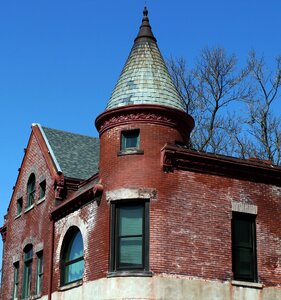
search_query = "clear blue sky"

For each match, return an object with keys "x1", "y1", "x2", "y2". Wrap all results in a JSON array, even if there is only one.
[{"x1": 0, "y1": 0, "x2": 280, "y2": 268}]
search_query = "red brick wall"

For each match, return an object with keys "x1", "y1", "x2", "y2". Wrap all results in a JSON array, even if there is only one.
[
  {"x1": 52, "y1": 198, "x2": 110, "y2": 287},
  {"x1": 99, "y1": 119, "x2": 281, "y2": 286},
  {"x1": 1, "y1": 132, "x2": 55, "y2": 300},
  {"x1": 150, "y1": 172, "x2": 281, "y2": 285},
  {"x1": 2, "y1": 114, "x2": 281, "y2": 300}
]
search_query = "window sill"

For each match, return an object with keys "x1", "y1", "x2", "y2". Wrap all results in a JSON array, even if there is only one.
[
  {"x1": 37, "y1": 197, "x2": 45, "y2": 205},
  {"x1": 15, "y1": 213, "x2": 21, "y2": 219},
  {"x1": 118, "y1": 149, "x2": 144, "y2": 156},
  {"x1": 231, "y1": 280, "x2": 263, "y2": 289},
  {"x1": 59, "y1": 279, "x2": 83, "y2": 291},
  {"x1": 24, "y1": 204, "x2": 35, "y2": 213},
  {"x1": 107, "y1": 270, "x2": 153, "y2": 278},
  {"x1": 33, "y1": 294, "x2": 42, "y2": 299}
]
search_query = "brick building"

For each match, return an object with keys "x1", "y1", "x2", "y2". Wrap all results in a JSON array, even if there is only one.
[{"x1": 1, "y1": 7, "x2": 281, "y2": 300}]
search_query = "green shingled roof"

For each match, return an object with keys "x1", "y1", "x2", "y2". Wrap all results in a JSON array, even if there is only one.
[
  {"x1": 42, "y1": 126, "x2": 100, "y2": 180},
  {"x1": 106, "y1": 7, "x2": 186, "y2": 112}
]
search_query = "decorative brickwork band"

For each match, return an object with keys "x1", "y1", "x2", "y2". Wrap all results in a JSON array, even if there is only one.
[{"x1": 96, "y1": 104, "x2": 194, "y2": 136}]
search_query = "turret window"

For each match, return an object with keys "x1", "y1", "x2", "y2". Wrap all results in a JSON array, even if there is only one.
[
  {"x1": 121, "y1": 129, "x2": 140, "y2": 150},
  {"x1": 110, "y1": 201, "x2": 150, "y2": 274}
]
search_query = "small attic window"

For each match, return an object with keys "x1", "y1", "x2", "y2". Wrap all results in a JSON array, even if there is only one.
[
  {"x1": 121, "y1": 129, "x2": 140, "y2": 150},
  {"x1": 17, "y1": 197, "x2": 23, "y2": 215},
  {"x1": 39, "y1": 180, "x2": 46, "y2": 200}
]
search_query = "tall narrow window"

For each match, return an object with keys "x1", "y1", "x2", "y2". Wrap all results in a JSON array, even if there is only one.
[
  {"x1": 26, "y1": 173, "x2": 36, "y2": 207},
  {"x1": 121, "y1": 129, "x2": 140, "y2": 151},
  {"x1": 12, "y1": 262, "x2": 19, "y2": 299},
  {"x1": 35, "y1": 251, "x2": 43, "y2": 295},
  {"x1": 110, "y1": 201, "x2": 149, "y2": 273},
  {"x1": 22, "y1": 244, "x2": 33, "y2": 298},
  {"x1": 39, "y1": 180, "x2": 46, "y2": 200},
  {"x1": 61, "y1": 227, "x2": 84, "y2": 286},
  {"x1": 16, "y1": 198, "x2": 23, "y2": 215},
  {"x1": 232, "y1": 212, "x2": 257, "y2": 282}
]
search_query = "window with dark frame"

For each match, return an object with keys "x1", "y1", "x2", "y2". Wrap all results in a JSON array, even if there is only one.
[
  {"x1": 110, "y1": 201, "x2": 149, "y2": 273},
  {"x1": 26, "y1": 173, "x2": 36, "y2": 208},
  {"x1": 22, "y1": 244, "x2": 33, "y2": 299},
  {"x1": 39, "y1": 179, "x2": 46, "y2": 200},
  {"x1": 16, "y1": 198, "x2": 23, "y2": 215},
  {"x1": 12, "y1": 261, "x2": 19, "y2": 300},
  {"x1": 121, "y1": 129, "x2": 140, "y2": 151},
  {"x1": 232, "y1": 212, "x2": 257, "y2": 282},
  {"x1": 35, "y1": 251, "x2": 43, "y2": 295},
  {"x1": 61, "y1": 227, "x2": 84, "y2": 286}
]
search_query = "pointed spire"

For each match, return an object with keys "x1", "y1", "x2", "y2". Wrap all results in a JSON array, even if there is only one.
[
  {"x1": 135, "y1": 6, "x2": 156, "y2": 42},
  {"x1": 106, "y1": 7, "x2": 186, "y2": 112}
]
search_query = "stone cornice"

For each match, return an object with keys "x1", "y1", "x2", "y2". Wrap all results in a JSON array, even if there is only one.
[
  {"x1": 161, "y1": 144, "x2": 281, "y2": 186},
  {"x1": 95, "y1": 104, "x2": 194, "y2": 135}
]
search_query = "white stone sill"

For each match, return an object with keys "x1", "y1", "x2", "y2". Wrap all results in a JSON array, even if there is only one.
[
  {"x1": 231, "y1": 280, "x2": 263, "y2": 289},
  {"x1": 14, "y1": 213, "x2": 21, "y2": 219},
  {"x1": 37, "y1": 196, "x2": 46, "y2": 205},
  {"x1": 24, "y1": 204, "x2": 35, "y2": 213},
  {"x1": 59, "y1": 279, "x2": 83, "y2": 291}
]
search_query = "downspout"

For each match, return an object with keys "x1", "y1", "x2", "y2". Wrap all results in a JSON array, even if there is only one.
[{"x1": 48, "y1": 218, "x2": 55, "y2": 300}]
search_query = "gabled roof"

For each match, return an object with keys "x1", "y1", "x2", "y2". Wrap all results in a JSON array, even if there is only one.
[
  {"x1": 106, "y1": 7, "x2": 186, "y2": 112},
  {"x1": 40, "y1": 126, "x2": 100, "y2": 180}
]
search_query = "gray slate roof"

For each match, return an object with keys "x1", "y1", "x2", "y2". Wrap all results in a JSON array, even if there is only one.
[
  {"x1": 42, "y1": 126, "x2": 100, "y2": 180},
  {"x1": 106, "y1": 8, "x2": 186, "y2": 112}
]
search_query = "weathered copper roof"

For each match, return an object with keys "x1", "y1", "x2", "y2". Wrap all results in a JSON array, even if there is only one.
[{"x1": 106, "y1": 7, "x2": 186, "y2": 111}]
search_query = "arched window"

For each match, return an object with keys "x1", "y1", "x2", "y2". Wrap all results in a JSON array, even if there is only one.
[
  {"x1": 61, "y1": 227, "x2": 84, "y2": 285},
  {"x1": 22, "y1": 244, "x2": 33, "y2": 298},
  {"x1": 27, "y1": 173, "x2": 36, "y2": 207}
]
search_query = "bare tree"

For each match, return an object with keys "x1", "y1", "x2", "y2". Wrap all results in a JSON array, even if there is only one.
[
  {"x1": 238, "y1": 51, "x2": 281, "y2": 165},
  {"x1": 168, "y1": 47, "x2": 251, "y2": 154}
]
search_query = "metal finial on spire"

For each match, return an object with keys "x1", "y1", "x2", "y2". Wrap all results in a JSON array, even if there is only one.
[
  {"x1": 134, "y1": 6, "x2": 156, "y2": 42},
  {"x1": 143, "y1": 6, "x2": 148, "y2": 17}
]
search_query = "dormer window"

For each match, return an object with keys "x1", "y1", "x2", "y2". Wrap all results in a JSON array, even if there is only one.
[
  {"x1": 121, "y1": 129, "x2": 140, "y2": 151},
  {"x1": 26, "y1": 173, "x2": 35, "y2": 208}
]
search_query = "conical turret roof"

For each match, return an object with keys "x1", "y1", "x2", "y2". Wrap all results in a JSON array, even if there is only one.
[{"x1": 106, "y1": 7, "x2": 186, "y2": 111}]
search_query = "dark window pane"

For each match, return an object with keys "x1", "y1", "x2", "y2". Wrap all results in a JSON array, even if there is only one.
[
  {"x1": 119, "y1": 205, "x2": 143, "y2": 236},
  {"x1": 17, "y1": 198, "x2": 23, "y2": 215},
  {"x1": 232, "y1": 213, "x2": 257, "y2": 282},
  {"x1": 27, "y1": 173, "x2": 36, "y2": 206},
  {"x1": 36, "y1": 252, "x2": 43, "y2": 295},
  {"x1": 121, "y1": 130, "x2": 140, "y2": 150},
  {"x1": 39, "y1": 180, "x2": 46, "y2": 199},
  {"x1": 119, "y1": 237, "x2": 143, "y2": 267},
  {"x1": 234, "y1": 219, "x2": 252, "y2": 247},
  {"x1": 22, "y1": 262, "x2": 32, "y2": 297},
  {"x1": 12, "y1": 263, "x2": 19, "y2": 300}
]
